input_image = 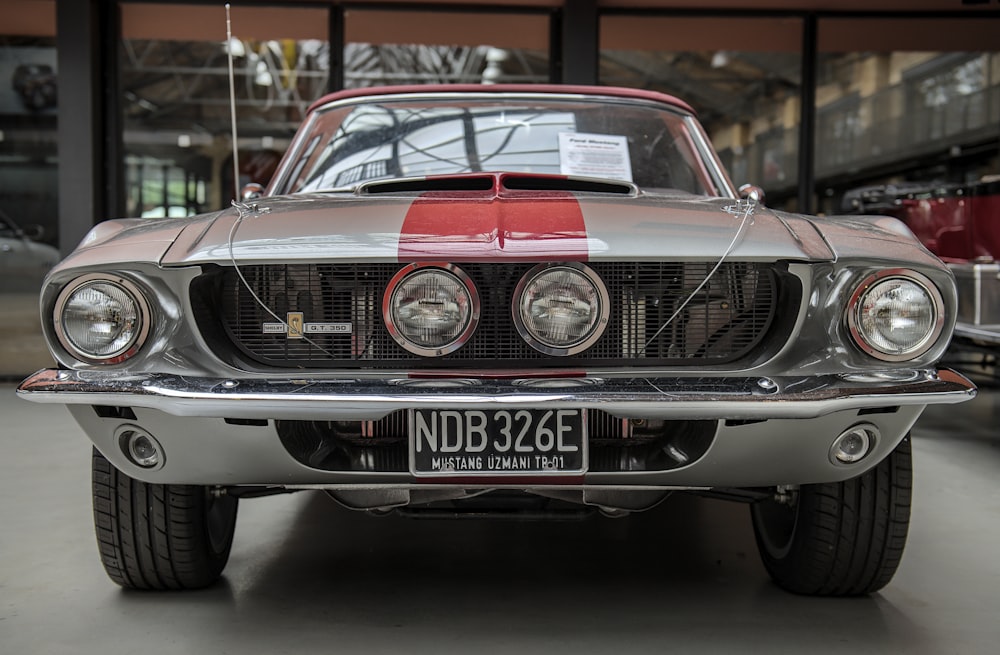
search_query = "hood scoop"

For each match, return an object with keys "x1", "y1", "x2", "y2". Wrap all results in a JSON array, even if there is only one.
[
  {"x1": 359, "y1": 176, "x2": 494, "y2": 195},
  {"x1": 358, "y1": 173, "x2": 636, "y2": 196},
  {"x1": 502, "y1": 175, "x2": 635, "y2": 195}
]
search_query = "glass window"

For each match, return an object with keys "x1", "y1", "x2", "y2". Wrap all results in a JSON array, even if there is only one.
[
  {"x1": 120, "y1": 3, "x2": 329, "y2": 212},
  {"x1": 343, "y1": 9, "x2": 549, "y2": 87},
  {"x1": 276, "y1": 95, "x2": 722, "y2": 197},
  {"x1": 600, "y1": 15, "x2": 803, "y2": 209},
  {"x1": 0, "y1": 1, "x2": 58, "y2": 377},
  {"x1": 905, "y1": 55, "x2": 990, "y2": 143},
  {"x1": 815, "y1": 18, "x2": 1000, "y2": 215}
]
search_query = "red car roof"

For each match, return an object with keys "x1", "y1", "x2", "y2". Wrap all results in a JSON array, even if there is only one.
[{"x1": 306, "y1": 84, "x2": 696, "y2": 116}]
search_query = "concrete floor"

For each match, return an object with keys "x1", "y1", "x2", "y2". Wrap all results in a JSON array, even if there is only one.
[{"x1": 1, "y1": 382, "x2": 998, "y2": 654}]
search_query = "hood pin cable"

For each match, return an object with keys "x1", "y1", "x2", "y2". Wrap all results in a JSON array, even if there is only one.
[{"x1": 638, "y1": 198, "x2": 756, "y2": 357}]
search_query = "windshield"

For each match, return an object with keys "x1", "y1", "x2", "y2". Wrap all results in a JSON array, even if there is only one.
[{"x1": 274, "y1": 95, "x2": 724, "y2": 196}]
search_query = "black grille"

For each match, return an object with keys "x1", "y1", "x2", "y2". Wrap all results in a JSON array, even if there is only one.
[
  {"x1": 196, "y1": 262, "x2": 784, "y2": 369},
  {"x1": 276, "y1": 411, "x2": 716, "y2": 473}
]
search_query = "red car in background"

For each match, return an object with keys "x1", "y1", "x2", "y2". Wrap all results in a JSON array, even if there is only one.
[{"x1": 844, "y1": 177, "x2": 1000, "y2": 345}]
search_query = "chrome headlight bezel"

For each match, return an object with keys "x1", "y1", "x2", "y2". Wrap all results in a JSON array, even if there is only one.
[
  {"x1": 846, "y1": 268, "x2": 945, "y2": 362},
  {"x1": 512, "y1": 262, "x2": 610, "y2": 356},
  {"x1": 382, "y1": 263, "x2": 480, "y2": 357},
  {"x1": 52, "y1": 273, "x2": 152, "y2": 364}
]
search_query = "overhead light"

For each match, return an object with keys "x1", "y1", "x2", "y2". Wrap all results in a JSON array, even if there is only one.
[
  {"x1": 254, "y1": 60, "x2": 273, "y2": 87},
  {"x1": 711, "y1": 51, "x2": 730, "y2": 68},
  {"x1": 224, "y1": 37, "x2": 245, "y2": 58},
  {"x1": 482, "y1": 47, "x2": 509, "y2": 84}
]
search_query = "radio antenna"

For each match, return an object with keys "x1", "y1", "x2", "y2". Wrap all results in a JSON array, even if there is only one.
[
  {"x1": 225, "y1": 3, "x2": 240, "y2": 201},
  {"x1": 222, "y1": 3, "x2": 335, "y2": 359}
]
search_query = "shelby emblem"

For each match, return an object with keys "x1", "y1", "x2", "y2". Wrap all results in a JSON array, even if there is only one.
[{"x1": 262, "y1": 312, "x2": 352, "y2": 337}]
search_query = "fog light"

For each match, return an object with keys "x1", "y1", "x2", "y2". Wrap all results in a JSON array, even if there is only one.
[
  {"x1": 117, "y1": 426, "x2": 164, "y2": 470},
  {"x1": 831, "y1": 425, "x2": 878, "y2": 464}
]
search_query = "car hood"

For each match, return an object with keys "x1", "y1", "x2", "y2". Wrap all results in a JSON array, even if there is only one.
[{"x1": 161, "y1": 187, "x2": 838, "y2": 265}]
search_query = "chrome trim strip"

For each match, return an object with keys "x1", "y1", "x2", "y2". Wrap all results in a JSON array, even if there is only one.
[
  {"x1": 18, "y1": 368, "x2": 975, "y2": 421},
  {"x1": 954, "y1": 322, "x2": 1000, "y2": 344},
  {"x1": 974, "y1": 265, "x2": 982, "y2": 325},
  {"x1": 684, "y1": 114, "x2": 738, "y2": 197}
]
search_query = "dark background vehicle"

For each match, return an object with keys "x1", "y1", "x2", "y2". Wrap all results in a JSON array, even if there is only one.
[
  {"x1": 0, "y1": 208, "x2": 60, "y2": 293},
  {"x1": 11, "y1": 63, "x2": 57, "y2": 112}
]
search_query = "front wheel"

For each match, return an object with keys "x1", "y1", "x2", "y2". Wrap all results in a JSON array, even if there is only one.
[
  {"x1": 750, "y1": 435, "x2": 912, "y2": 596},
  {"x1": 91, "y1": 448, "x2": 238, "y2": 590}
]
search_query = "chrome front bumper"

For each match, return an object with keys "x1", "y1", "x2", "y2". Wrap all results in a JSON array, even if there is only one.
[
  {"x1": 16, "y1": 368, "x2": 975, "y2": 489},
  {"x1": 16, "y1": 368, "x2": 976, "y2": 421}
]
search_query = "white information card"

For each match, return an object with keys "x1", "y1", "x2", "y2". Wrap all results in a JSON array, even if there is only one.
[{"x1": 558, "y1": 132, "x2": 633, "y2": 182}]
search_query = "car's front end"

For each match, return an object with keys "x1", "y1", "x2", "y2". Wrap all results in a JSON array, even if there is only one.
[{"x1": 18, "y1": 86, "x2": 975, "y2": 594}]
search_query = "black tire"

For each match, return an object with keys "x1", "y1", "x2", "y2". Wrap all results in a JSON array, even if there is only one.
[
  {"x1": 750, "y1": 434, "x2": 912, "y2": 596},
  {"x1": 91, "y1": 448, "x2": 238, "y2": 590}
]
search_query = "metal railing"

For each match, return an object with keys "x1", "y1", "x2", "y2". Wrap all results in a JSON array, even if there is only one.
[
  {"x1": 816, "y1": 82, "x2": 1000, "y2": 178},
  {"x1": 718, "y1": 79, "x2": 1000, "y2": 198}
]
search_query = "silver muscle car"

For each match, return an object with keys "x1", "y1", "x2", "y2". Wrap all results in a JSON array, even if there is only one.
[{"x1": 18, "y1": 85, "x2": 976, "y2": 595}]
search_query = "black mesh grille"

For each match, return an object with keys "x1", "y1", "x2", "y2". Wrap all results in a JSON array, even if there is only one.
[
  {"x1": 276, "y1": 410, "x2": 716, "y2": 473},
  {"x1": 198, "y1": 262, "x2": 784, "y2": 369}
]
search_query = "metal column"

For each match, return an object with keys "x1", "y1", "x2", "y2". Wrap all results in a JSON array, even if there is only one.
[
  {"x1": 797, "y1": 14, "x2": 817, "y2": 215},
  {"x1": 561, "y1": 0, "x2": 598, "y2": 85},
  {"x1": 55, "y1": 0, "x2": 119, "y2": 254}
]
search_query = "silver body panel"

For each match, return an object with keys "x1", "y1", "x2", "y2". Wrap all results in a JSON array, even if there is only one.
[
  {"x1": 18, "y1": 88, "x2": 976, "y2": 501},
  {"x1": 19, "y1": 368, "x2": 974, "y2": 487},
  {"x1": 54, "y1": 194, "x2": 937, "y2": 271}
]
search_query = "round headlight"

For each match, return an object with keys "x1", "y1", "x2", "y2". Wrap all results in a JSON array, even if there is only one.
[
  {"x1": 847, "y1": 270, "x2": 944, "y2": 362},
  {"x1": 54, "y1": 275, "x2": 151, "y2": 363},
  {"x1": 513, "y1": 263, "x2": 610, "y2": 356},
  {"x1": 383, "y1": 264, "x2": 479, "y2": 356}
]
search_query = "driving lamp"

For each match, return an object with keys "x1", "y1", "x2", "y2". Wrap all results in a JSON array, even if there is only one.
[
  {"x1": 383, "y1": 264, "x2": 479, "y2": 356},
  {"x1": 513, "y1": 263, "x2": 609, "y2": 356}
]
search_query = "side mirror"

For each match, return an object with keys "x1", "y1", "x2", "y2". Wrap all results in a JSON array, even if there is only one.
[
  {"x1": 241, "y1": 183, "x2": 265, "y2": 201},
  {"x1": 738, "y1": 184, "x2": 766, "y2": 205}
]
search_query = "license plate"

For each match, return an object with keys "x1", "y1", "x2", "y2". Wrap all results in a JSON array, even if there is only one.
[{"x1": 409, "y1": 408, "x2": 587, "y2": 476}]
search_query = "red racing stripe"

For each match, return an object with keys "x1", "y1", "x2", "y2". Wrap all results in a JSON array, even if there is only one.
[{"x1": 397, "y1": 184, "x2": 589, "y2": 262}]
